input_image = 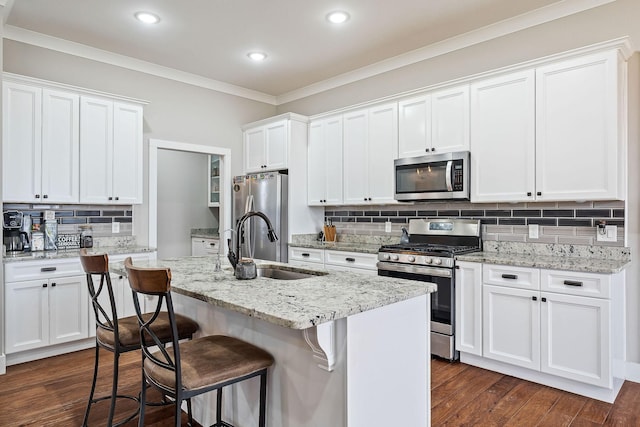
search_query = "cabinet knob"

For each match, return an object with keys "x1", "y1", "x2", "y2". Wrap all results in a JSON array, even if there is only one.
[
  {"x1": 527, "y1": 192, "x2": 532, "y2": 196},
  {"x1": 368, "y1": 197, "x2": 372, "y2": 201},
  {"x1": 541, "y1": 297, "x2": 547, "y2": 302},
  {"x1": 425, "y1": 148, "x2": 429, "y2": 152},
  {"x1": 532, "y1": 296, "x2": 537, "y2": 301},
  {"x1": 35, "y1": 194, "x2": 40, "y2": 199},
  {"x1": 364, "y1": 198, "x2": 367, "y2": 201},
  {"x1": 43, "y1": 194, "x2": 48, "y2": 199},
  {"x1": 108, "y1": 196, "x2": 113, "y2": 200},
  {"x1": 537, "y1": 192, "x2": 542, "y2": 196},
  {"x1": 51, "y1": 282, "x2": 56, "y2": 287},
  {"x1": 42, "y1": 283, "x2": 47, "y2": 288},
  {"x1": 115, "y1": 196, "x2": 119, "y2": 201}
]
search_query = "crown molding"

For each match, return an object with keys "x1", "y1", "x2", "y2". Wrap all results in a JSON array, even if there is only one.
[
  {"x1": 3, "y1": 25, "x2": 278, "y2": 105},
  {"x1": 275, "y1": 0, "x2": 618, "y2": 105}
]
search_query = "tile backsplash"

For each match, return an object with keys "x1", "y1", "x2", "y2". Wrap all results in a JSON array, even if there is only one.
[
  {"x1": 325, "y1": 200, "x2": 625, "y2": 247},
  {"x1": 4, "y1": 203, "x2": 133, "y2": 237}
]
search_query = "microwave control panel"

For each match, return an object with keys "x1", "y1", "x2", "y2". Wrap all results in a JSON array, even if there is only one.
[{"x1": 452, "y1": 160, "x2": 464, "y2": 191}]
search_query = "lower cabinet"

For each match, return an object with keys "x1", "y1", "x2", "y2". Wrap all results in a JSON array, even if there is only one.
[
  {"x1": 191, "y1": 237, "x2": 220, "y2": 256},
  {"x1": 457, "y1": 262, "x2": 621, "y2": 392},
  {"x1": 5, "y1": 273, "x2": 88, "y2": 354},
  {"x1": 288, "y1": 246, "x2": 377, "y2": 274}
]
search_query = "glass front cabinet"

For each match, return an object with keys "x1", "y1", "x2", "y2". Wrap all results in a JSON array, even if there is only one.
[{"x1": 208, "y1": 155, "x2": 220, "y2": 207}]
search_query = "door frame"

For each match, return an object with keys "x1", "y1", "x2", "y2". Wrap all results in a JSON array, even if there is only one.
[{"x1": 148, "y1": 139, "x2": 231, "y2": 252}]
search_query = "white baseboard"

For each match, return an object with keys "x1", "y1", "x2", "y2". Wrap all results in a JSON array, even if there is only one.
[
  {"x1": 6, "y1": 339, "x2": 94, "y2": 367},
  {"x1": 0, "y1": 354, "x2": 6, "y2": 375},
  {"x1": 625, "y1": 361, "x2": 640, "y2": 382}
]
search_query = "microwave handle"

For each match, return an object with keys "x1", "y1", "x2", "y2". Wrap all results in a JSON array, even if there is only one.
[{"x1": 445, "y1": 160, "x2": 453, "y2": 191}]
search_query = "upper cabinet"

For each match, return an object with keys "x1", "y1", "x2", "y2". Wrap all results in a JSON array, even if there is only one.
[
  {"x1": 244, "y1": 119, "x2": 288, "y2": 173},
  {"x1": 2, "y1": 82, "x2": 80, "y2": 203},
  {"x1": 343, "y1": 103, "x2": 398, "y2": 205},
  {"x1": 471, "y1": 50, "x2": 625, "y2": 202},
  {"x1": 308, "y1": 116, "x2": 343, "y2": 205},
  {"x1": 208, "y1": 155, "x2": 221, "y2": 207},
  {"x1": 398, "y1": 84, "x2": 469, "y2": 158},
  {"x1": 80, "y1": 97, "x2": 143, "y2": 204}
]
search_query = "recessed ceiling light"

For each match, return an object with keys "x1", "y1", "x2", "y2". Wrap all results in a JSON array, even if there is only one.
[
  {"x1": 247, "y1": 52, "x2": 267, "y2": 62},
  {"x1": 134, "y1": 12, "x2": 160, "y2": 24},
  {"x1": 326, "y1": 11, "x2": 350, "y2": 24}
]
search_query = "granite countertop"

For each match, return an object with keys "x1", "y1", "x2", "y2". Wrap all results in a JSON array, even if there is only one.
[
  {"x1": 191, "y1": 228, "x2": 219, "y2": 239},
  {"x1": 110, "y1": 257, "x2": 436, "y2": 330},
  {"x1": 3, "y1": 245, "x2": 156, "y2": 263},
  {"x1": 457, "y1": 251, "x2": 630, "y2": 274},
  {"x1": 288, "y1": 241, "x2": 382, "y2": 254}
]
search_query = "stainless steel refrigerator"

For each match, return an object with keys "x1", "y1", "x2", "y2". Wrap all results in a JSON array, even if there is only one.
[{"x1": 232, "y1": 172, "x2": 288, "y2": 263}]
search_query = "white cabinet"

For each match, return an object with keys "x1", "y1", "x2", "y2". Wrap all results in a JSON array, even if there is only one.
[
  {"x1": 208, "y1": 155, "x2": 221, "y2": 206},
  {"x1": 455, "y1": 261, "x2": 482, "y2": 356},
  {"x1": 343, "y1": 103, "x2": 398, "y2": 205},
  {"x1": 5, "y1": 260, "x2": 88, "y2": 354},
  {"x1": 471, "y1": 50, "x2": 625, "y2": 202},
  {"x1": 288, "y1": 247, "x2": 324, "y2": 266},
  {"x1": 324, "y1": 250, "x2": 377, "y2": 274},
  {"x1": 308, "y1": 116, "x2": 343, "y2": 205},
  {"x1": 244, "y1": 119, "x2": 288, "y2": 173},
  {"x1": 470, "y1": 70, "x2": 535, "y2": 202},
  {"x1": 79, "y1": 96, "x2": 143, "y2": 204},
  {"x1": 2, "y1": 82, "x2": 80, "y2": 203},
  {"x1": 398, "y1": 84, "x2": 469, "y2": 158},
  {"x1": 535, "y1": 50, "x2": 623, "y2": 201},
  {"x1": 191, "y1": 237, "x2": 220, "y2": 256},
  {"x1": 475, "y1": 263, "x2": 617, "y2": 388}
]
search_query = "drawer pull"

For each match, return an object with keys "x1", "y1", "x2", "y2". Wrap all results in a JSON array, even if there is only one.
[
  {"x1": 345, "y1": 257, "x2": 356, "y2": 262},
  {"x1": 532, "y1": 296, "x2": 537, "y2": 301},
  {"x1": 42, "y1": 283, "x2": 47, "y2": 288},
  {"x1": 51, "y1": 282, "x2": 57, "y2": 287},
  {"x1": 208, "y1": 243, "x2": 216, "y2": 247},
  {"x1": 563, "y1": 280, "x2": 583, "y2": 287},
  {"x1": 501, "y1": 274, "x2": 518, "y2": 280},
  {"x1": 41, "y1": 267, "x2": 57, "y2": 272},
  {"x1": 302, "y1": 253, "x2": 310, "y2": 257}
]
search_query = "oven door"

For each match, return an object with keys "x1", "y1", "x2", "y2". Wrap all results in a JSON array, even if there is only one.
[{"x1": 377, "y1": 262, "x2": 454, "y2": 334}]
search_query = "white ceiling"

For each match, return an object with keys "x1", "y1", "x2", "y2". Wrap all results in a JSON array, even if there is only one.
[{"x1": 3, "y1": 0, "x2": 612, "y2": 103}]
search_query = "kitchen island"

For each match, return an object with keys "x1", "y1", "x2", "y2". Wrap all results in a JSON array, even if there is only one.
[{"x1": 111, "y1": 256, "x2": 436, "y2": 427}]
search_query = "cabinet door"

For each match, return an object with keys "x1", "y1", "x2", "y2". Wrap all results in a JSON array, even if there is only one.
[
  {"x1": 112, "y1": 102, "x2": 143, "y2": 204},
  {"x1": 536, "y1": 51, "x2": 621, "y2": 201},
  {"x1": 191, "y1": 238, "x2": 205, "y2": 256},
  {"x1": 455, "y1": 261, "x2": 482, "y2": 356},
  {"x1": 5, "y1": 279, "x2": 49, "y2": 353},
  {"x1": 41, "y1": 89, "x2": 80, "y2": 203},
  {"x1": 49, "y1": 276, "x2": 89, "y2": 345},
  {"x1": 540, "y1": 292, "x2": 611, "y2": 387},
  {"x1": 307, "y1": 120, "x2": 326, "y2": 205},
  {"x1": 265, "y1": 120, "x2": 288, "y2": 170},
  {"x1": 343, "y1": 109, "x2": 369, "y2": 204},
  {"x1": 483, "y1": 284, "x2": 540, "y2": 370},
  {"x1": 398, "y1": 95, "x2": 430, "y2": 158},
  {"x1": 80, "y1": 96, "x2": 113, "y2": 204},
  {"x1": 470, "y1": 70, "x2": 535, "y2": 202},
  {"x1": 2, "y1": 82, "x2": 42, "y2": 203},
  {"x1": 244, "y1": 126, "x2": 265, "y2": 172},
  {"x1": 368, "y1": 103, "x2": 398, "y2": 204},
  {"x1": 324, "y1": 116, "x2": 344, "y2": 205},
  {"x1": 431, "y1": 85, "x2": 470, "y2": 153}
]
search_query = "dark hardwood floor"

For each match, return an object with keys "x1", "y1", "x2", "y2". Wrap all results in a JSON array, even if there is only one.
[{"x1": 1, "y1": 349, "x2": 639, "y2": 426}]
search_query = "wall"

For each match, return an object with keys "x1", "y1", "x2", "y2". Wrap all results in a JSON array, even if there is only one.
[
  {"x1": 157, "y1": 149, "x2": 217, "y2": 258},
  {"x1": 276, "y1": 0, "x2": 640, "y2": 369}
]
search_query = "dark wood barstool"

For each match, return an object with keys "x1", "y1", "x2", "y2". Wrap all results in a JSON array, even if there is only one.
[
  {"x1": 124, "y1": 257, "x2": 275, "y2": 427},
  {"x1": 80, "y1": 249, "x2": 199, "y2": 427}
]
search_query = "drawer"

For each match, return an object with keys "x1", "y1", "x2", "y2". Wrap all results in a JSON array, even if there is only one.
[
  {"x1": 5, "y1": 258, "x2": 83, "y2": 282},
  {"x1": 540, "y1": 269, "x2": 610, "y2": 299},
  {"x1": 288, "y1": 247, "x2": 324, "y2": 264},
  {"x1": 325, "y1": 250, "x2": 377, "y2": 271},
  {"x1": 200, "y1": 238, "x2": 220, "y2": 254},
  {"x1": 483, "y1": 264, "x2": 540, "y2": 290}
]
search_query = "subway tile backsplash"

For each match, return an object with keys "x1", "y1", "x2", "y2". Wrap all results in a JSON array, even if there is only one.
[
  {"x1": 325, "y1": 200, "x2": 625, "y2": 247},
  {"x1": 4, "y1": 203, "x2": 134, "y2": 237}
]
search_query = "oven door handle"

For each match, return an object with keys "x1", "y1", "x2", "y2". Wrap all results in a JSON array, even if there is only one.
[
  {"x1": 377, "y1": 261, "x2": 452, "y2": 278},
  {"x1": 445, "y1": 160, "x2": 453, "y2": 191}
]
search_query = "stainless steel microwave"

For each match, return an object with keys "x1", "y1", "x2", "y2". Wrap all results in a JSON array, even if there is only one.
[{"x1": 394, "y1": 151, "x2": 470, "y2": 201}]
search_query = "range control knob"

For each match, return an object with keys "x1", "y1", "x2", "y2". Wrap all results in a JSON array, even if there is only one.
[
  {"x1": 408, "y1": 256, "x2": 416, "y2": 262},
  {"x1": 433, "y1": 258, "x2": 442, "y2": 265},
  {"x1": 424, "y1": 257, "x2": 433, "y2": 264},
  {"x1": 382, "y1": 254, "x2": 391, "y2": 260},
  {"x1": 391, "y1": 254, "x2": 399, "y2": 261}
]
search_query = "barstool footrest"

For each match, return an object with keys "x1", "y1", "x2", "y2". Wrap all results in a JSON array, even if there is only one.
[{"x1": 89, "y1": 394, "x2": 139, "y2": 427}]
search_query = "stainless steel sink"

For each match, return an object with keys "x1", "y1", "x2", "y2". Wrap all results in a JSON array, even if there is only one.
[{"x1": 256, "y1": 266, "x2": 326, "y2": 280}]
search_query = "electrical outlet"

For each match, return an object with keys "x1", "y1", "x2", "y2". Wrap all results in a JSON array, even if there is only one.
[
  {"x1": 112, "y1": 222, "x2": 120, "y2": 233},
  {"x1": 385, "y1": 221, "x2": 392, "y2": 233},
  {"x1": 596, "y1": 225, "x2": 617, "y2": 242},
  {"x1": 528, "y1": 224, "x2": 539, "y2": 239}
]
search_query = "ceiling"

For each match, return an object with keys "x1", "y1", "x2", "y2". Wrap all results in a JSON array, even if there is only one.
[{"x1": 3, "y1": 0, "x2": 609, "y2": 103}]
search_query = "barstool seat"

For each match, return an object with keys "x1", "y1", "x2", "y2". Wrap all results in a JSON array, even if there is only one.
[{"x1": 80, "y1": 249, "x2": 198, "y2": 427}]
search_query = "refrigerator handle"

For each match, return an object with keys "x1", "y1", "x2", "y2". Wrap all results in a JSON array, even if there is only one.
[{"x1": 245, "y1": 195, "x2": 255, "y2": 258}]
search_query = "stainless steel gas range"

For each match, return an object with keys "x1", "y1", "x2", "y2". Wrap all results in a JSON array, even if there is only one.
[{"x1": 377, "y1": 218, "x2": 482, "y2": 361}]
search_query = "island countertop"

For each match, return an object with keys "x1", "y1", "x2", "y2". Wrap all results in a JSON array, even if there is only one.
[{"x1": 111, "y1": 256, "x2": 436, "y2": 330}]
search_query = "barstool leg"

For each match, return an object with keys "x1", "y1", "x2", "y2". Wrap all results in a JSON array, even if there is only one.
[
  {"x1": 174, "y1": 396, "x2": 182, "y2": 427},
  {"x1": 259, "y1": 371, "x2": 268, "y2": 427},
  {"x1": 82, "y1": 344, "x2": 100, "y2": 426},
  {"x1": 108, "y1": 350, "x2": 120, "y2": 426},
  {"x1": 138, "y1": 375, "x2": 147, "y2": 427},
  {"x1": 216, "y1": 387, "x2": 223, "y2": 425},
  {"x1": 186, "y1": 398, "x2": 193, "y2": 427}
]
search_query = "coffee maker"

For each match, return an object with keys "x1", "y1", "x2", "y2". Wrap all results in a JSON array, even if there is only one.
[{"x1": 3, "y1": 211, "x2": 30, "y2": 253}]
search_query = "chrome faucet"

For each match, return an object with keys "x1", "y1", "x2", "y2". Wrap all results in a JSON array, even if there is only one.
[{"x1": 227, "y1": 211, "x2": 278, "y2": 269}]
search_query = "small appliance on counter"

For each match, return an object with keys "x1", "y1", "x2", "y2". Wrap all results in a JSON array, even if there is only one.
[{"x1": 3, "y1": 210, "x2": 30, "y2": 253}]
